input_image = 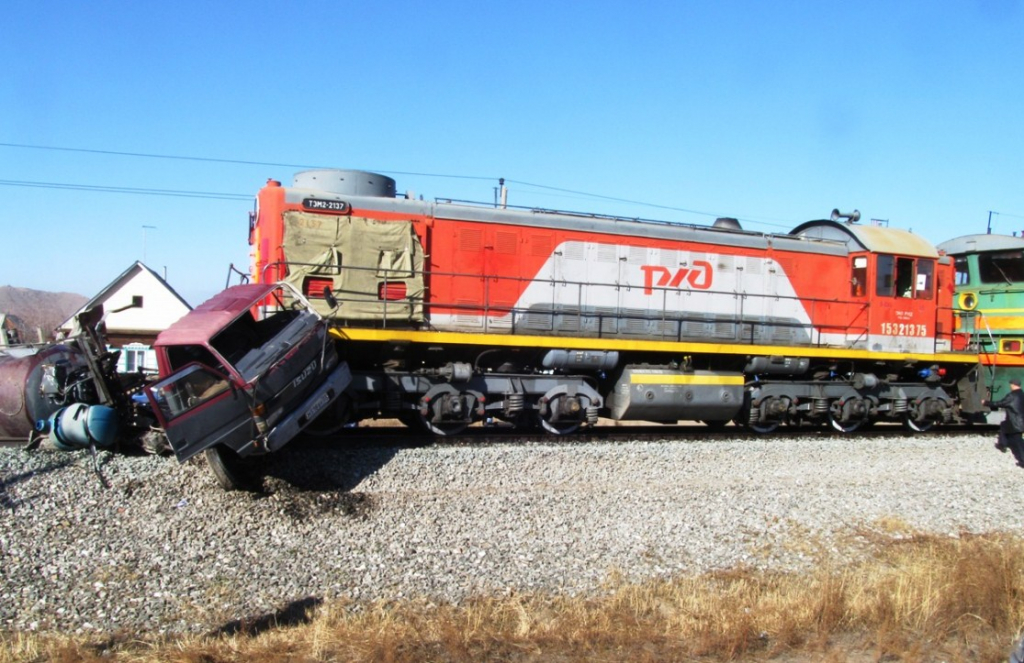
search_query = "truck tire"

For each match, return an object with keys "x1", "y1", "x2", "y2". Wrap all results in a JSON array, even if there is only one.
[{"x1": 205, "y1": 445, "x2": 264, "y2": 491}]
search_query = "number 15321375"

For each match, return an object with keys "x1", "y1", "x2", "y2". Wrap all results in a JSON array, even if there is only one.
[{"x1": 879, "y1": 322, "x2": 928, "y2": 337}]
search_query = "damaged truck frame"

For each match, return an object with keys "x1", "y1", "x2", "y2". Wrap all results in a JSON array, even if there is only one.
[
  {"x1": 5, "y1": 281, "x2": 350, "y2": 491},
  {"x1": 145, "y1": 281, "x2": 351, "y2": 489}
]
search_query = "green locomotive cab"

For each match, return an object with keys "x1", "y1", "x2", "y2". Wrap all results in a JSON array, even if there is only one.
[{"x1": 938, "y1": 234, "x2": 1024, "y2": 417}]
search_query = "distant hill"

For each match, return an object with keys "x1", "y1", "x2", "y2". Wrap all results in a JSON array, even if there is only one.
[{"x1": 0, "y1": 286, "x2": 88, "y2": 342}]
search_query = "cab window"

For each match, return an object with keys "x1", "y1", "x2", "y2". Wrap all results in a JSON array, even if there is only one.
[
  {"x1": 148, "y1": 364, "x2": 230, "y2": 422},
  {"x1": 979, "y1": 251, "x2": 1024, "y2": 284},
  {"x1": 954, "y1": 256, "x2": 970, "y2": 286},
  {"x1": 894, "y1": 257, "x2": 915, "y2": 297},
  {"x1": 876, "y1": 255, "x2": 934, "y2": 299},
  {"x1": 851, "y1": 256, "x2": 868, "y2": 297},
  {"x1": 916, "y1": 259, "x2": 934, "y2": 300},
  {"x1": 876, "y1": 255, "x2": 895, "y2": 296}
]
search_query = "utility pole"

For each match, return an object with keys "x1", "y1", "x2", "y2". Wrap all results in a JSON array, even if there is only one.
[{"x1": 142, "y1": 225, "x2": 157, "y2": 263}]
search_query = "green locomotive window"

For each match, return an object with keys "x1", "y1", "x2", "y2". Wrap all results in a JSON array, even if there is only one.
[
  {"x1": 954, "y1": 256, "x2": 970, "y2": 286},
  {"x1": 979, "y1": 251, "x2": 1024, "y2": 284}
]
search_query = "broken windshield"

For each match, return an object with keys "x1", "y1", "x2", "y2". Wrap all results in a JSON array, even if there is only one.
[{"x1": 978, "y1": 251, "x2": 1024, "y2": 285}]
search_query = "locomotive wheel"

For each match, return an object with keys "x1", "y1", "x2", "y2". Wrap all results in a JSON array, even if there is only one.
[
  {"x1": 415, "y1": 386, "x2": 478, "y2": 436},
  {"x1": 902, "y1": 416, "x2": 936, "y2": 433},
  {"x1": 536, "y1": 388, "x2": 588, "y2": 435},
  {"x1": 828, "y1": 397, "x2": 870, "y2": 433},
  {"x1": 417, "y1": 413, "x2": 470, "y2": 436},
  {"x1": 827, "y1": 413, "x2": 865, "y2": 434},
  {"x1": 205, "y1": 445, "x2": 264, "y2": 492},
  {"x1": 537, "y1": 411, "x2": 581, "y2": 435},
  {"x1": 400, "y1": 410, "x2": 470, "y2": 435},
  {"x1": 748, "y1": 420, "x2": 780, "y2": 434}
]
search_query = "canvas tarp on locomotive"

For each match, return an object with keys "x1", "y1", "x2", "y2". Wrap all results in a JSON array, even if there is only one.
[{"x1": 279, "y1": 211, "x2": 425, "y2": 322}]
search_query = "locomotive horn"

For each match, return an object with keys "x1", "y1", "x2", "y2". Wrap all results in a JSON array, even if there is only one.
[{"x1": 830, "y1": 208, "x2": 861, "y2": 224}]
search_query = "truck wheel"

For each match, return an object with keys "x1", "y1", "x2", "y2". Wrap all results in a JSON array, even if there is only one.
[{"x1": 205, "y1": 445, "x2": 264, "y2": 491}]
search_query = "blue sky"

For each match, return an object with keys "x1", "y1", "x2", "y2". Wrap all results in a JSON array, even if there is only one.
[{"x1": 3, "y1": 1, "x2": 1023, "y2": 306}]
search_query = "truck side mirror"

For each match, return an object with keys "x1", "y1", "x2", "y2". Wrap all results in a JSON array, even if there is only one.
[{"x1": 322, "y1": 286, "x2": 339, "y2": 311}]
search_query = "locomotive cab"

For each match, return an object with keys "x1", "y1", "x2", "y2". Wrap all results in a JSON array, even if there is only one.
[
  {"x1": 938, "y1": 233, "x2": 1024, "y2": 408},
  {"x1": 791, "y1": 218, "x2": 949, "y2": 354}
]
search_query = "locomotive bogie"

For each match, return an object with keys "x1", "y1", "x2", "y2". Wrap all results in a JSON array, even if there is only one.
[
  {"x1": 345, "y1": 366, "x2": 603, "y2": 435},
  {"x1": 742, "y1": 375, "x2": 954, "y2": 433}
]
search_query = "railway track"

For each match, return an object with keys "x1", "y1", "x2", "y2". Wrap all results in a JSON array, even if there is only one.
[
  {"x1": 0, "y1": 420, "x2": 994, "y2": 467},
  {"x1": 295, "y1": 419, "x2": 994, "y2": 449}
]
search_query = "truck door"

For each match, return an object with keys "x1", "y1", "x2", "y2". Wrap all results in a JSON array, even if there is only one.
[{"x1": 146, "y1": 363, "x2": 255, "y2": 462}]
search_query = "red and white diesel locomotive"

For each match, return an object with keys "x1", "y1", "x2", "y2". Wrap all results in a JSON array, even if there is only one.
[{"x1": 249, "y1": 169, "x2": 984, "y2": 435}]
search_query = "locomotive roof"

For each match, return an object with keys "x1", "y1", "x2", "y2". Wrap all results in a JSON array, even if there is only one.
[
  {"x1": 284, "y1": 184, "x2": 948, "y2": 260},
  {"x1": 155, "y1": 282, "x2": 280, "y2": 348},
  {"x1": 936, "y1": 234, "x2": 1024, "y2": 256},
  {"x1": 790, "y1": 220, "x2": 938, "y2": 258},
  {"x1": 285, "y1": 187, "x2": 857, "y2": 258}
]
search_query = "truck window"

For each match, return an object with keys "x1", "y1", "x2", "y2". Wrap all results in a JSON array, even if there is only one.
[
  {"x1": 149, "y1": 364, "x2": 230, "y2": 421},
  {"x1": 211, "y1": 313, "x2": 261, "y2": 366},
  {"x1": 166, "y1": 344, "x2": 226, "y2": 374}
]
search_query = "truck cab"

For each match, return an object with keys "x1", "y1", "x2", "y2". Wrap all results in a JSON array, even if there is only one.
[{"x1": 145, "y1": 282, "x2": 351, "y2": 489}]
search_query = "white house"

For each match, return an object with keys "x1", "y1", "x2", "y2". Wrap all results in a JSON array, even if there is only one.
[{"x1": 59, "y1": 262, "x2": 192, "y2": 374}]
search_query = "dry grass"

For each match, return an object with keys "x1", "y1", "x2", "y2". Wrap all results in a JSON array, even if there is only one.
[{"x1": 4, "y1": 526, "x2": 1024, "y2": 662}]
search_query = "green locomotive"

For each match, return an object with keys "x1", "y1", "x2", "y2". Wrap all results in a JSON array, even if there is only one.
[{"x1": 938, "y1": 233, "x2": 1024, "y2": 420}]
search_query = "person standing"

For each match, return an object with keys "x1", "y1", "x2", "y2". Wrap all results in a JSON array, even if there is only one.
[{"x1": 983, "y1": 378, "x2": 1024, "y2": 467}]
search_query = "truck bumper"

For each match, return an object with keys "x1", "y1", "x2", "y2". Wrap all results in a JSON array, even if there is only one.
[{"x1": 265, "y1": 363, "x2": 353, "y2": 453}]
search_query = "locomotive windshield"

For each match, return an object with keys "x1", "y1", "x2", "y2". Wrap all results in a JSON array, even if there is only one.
[
  {"x1": 876, "y1": 255, "x2": 934, "y2": 299},
  {"x1": 978, "y1": 251, "x2": 1024, "y2": 285}
]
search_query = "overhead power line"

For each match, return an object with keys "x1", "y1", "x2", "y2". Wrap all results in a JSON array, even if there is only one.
[
  {"x1": 0, "y1": 141, "x2": 795, "y2": 228},
  {"x1": 0, "y1": 142, "x2": 495, "y2": 182},
  {"x1": 0, "y1": 178, "x2": 249, "y2": 201},
  {"x1": 509, "y1": 178, "x2": 750, "y2": 221}
]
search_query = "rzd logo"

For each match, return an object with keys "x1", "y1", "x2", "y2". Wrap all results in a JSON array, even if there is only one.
[{"x1": 641, "y1": 261, "x2": 713, "y2": 295}]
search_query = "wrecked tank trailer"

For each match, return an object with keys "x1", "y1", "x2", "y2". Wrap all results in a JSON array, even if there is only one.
[
  {"x1": 145, "y1": 282, "x2": 352, "y2": 490},
  {"x1": 0, "y1": 344, "x2": 97, "y2": 440},
  {"x1": 6, "y1": 302, "x2": 159, "y2": 454}
]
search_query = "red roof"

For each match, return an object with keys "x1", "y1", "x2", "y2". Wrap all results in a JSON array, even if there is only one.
[{"x1": 154, "y1": 283, "x2": 279, "y2": 348}]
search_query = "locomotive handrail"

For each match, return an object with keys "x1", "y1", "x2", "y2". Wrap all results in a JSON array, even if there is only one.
[
  {"x1": 225, "y1": 263, "x2": 251, "y2": 288},
  {"x1": 263, "y1": 255, "x2": 970, "y2": 359},
  {"x1": 261, "y1": 260, "x2": 894, "y2": 352}
]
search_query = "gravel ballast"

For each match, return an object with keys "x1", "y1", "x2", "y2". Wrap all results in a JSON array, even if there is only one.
[{"x1": 0, "y1": 431, "x2": 1018, "y2": 634}]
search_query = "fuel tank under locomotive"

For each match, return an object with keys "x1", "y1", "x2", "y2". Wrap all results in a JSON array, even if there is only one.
[{"x1": 0, "y1": 345, "x2": 93, "y2": 440}]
